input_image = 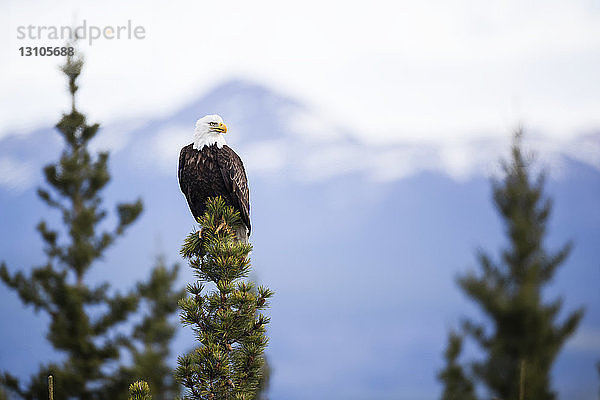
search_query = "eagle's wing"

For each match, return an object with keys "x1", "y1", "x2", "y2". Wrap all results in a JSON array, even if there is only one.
[
  {"x1": 218, "y1": 145, "x2": 251, "y2": 234},
  {"x1": 179, "y1": 143, "x2": 204, "y2": 221},
  {"x1": 178, "y1": 144, "x2": 192, "y2": 198}
]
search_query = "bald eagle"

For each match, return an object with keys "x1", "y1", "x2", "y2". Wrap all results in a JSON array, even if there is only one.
[{"x1": 178, "y1": 114, "x2": 250, "y2": 241}]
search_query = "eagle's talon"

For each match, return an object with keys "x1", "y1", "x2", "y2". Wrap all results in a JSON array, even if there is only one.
[{"x1": 215, "y1": 220, "x2": 226, "y2": 234}]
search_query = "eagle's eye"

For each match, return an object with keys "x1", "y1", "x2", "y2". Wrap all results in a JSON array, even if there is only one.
[{"x1": 209, "y1": 122, "x2": 217, "y2": 127}]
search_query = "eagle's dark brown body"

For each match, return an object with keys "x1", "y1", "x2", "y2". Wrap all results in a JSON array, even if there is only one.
[{"x1": 178, "y1": 143, "x2": 251, "y2": 235}]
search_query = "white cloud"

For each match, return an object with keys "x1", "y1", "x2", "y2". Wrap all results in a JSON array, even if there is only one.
[
  {"x1": 299, "y1": 144, "x2": 367, "y2": 182},
  {"x1": 0, "y1": 157, "x2": 36, "y2": 192},
  {"x1": 140, "y1": 115, "x2": 598, "y2": 185},
  {"x1": 286, "y1": 109, "x2": 345, "y2": 143},
  {"x1": 1, "y1": 0, "x2": 599, "y2": 145},
  {"x1": 367, "y1": 147, "x2": 431, "y2": 182},
  {"x1": 242, "y1": 141, "x2": 287, "y2": 174},
  {"x1": 88, "y1": 118, "x2": 147, "y2": 154},
  {"x1": 135, "y1": 125, "x2": 190, "y2": 174},
  {"x1": 438, "y1": 144, "x2": 478, "y2": 182},
  {"x1": 564, "y1": 133, "x2": 600, "y2": 169}
]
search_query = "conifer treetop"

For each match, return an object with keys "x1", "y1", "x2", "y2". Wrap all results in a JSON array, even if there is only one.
[
  {"x1": 176, "y1": 197, "x2": 273, "y2": 400},
  {"x1": 0, "y1": 42, "x2": 145, "y2": 400},
  {"x1": 442, "y1": 130, "x2": 585, "y2": 400}
]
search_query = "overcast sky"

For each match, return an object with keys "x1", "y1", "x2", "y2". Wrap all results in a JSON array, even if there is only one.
[{"x1": 1, "y1": 0, "x2": 599, "y2": 144}]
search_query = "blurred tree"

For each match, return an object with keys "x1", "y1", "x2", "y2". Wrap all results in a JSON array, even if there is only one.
[
  {"x1": 597, "y1": 361, "x2": 600, "y2": 400},
  {"x1": 176, "y1": 197, "x2": 273, "y2": 400},
  {"x1": 107, "y1": 258, "x2": 186, "y2": 400},
  {"x1": 438, "y1": 331, "x2": 476, "y2": 400},
  {"x1": 440, "y1": 130, "x2": 584, "y2": 400},
  {"x1": 0, "y1": 46, "x2": 181, "y2": 399}
]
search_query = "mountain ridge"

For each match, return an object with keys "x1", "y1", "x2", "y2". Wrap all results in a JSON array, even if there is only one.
[{"x1": 1, "y1": 78, "x2": 599, "y2": 195}]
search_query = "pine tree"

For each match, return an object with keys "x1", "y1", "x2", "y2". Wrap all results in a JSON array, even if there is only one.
[
  {"x1": 438, "y1": 331, "x2": 476, "y2": 400},
  {"x1": 250, "y1": 357, "x2": 271, "y2": 400},
  {"x1": 0, "y1": 47, "x2": 146, "y2": 399},
  {"x1": 441, "y1": 130, "x2": 584, "y2": 400},
  {"x1": 597, "y1": 361, "x2": 600, "y2": 400},
  {"x1": 176, "y1": 197, "x2": 273, "y2": 400},
  {"x1": 129, "y1": 381, "x2": 152, "y2": 400},
  {"x1": 107, "y1": 257, "x2": 186, "y2": 400}
]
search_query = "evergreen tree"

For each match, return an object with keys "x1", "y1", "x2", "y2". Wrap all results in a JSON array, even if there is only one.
[
  {"x1": 176, "y1": 197, "x2": 273, "y2": 400},
  {"x1": 250, "y1": 357, "x2": 271, "y2": 400},
  {"x1": 107, "y1": 257, "x2": 186, "y2": 400},
  {"x1": 128, "y1": 381, "x2": 152, "y2": 400},
  {"x1": 0, "y1": 46, "x2": 147, "y2": 399},
  {"x1": 597, "y1": 361, "x2": 600, "y2": 400},
  {"x1": 441, "y1": 131, "x2": 584, "y2": 400},
  {"x1": 438, "y1": 331, "x2": 476, "y2": 400}
]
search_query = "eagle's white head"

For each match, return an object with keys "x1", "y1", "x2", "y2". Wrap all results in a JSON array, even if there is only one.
[{"x1": 193, "y1": 114, "x2": 227, "y2": 150}]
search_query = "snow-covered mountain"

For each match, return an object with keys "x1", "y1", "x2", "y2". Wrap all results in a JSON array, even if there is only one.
[
  {"x1": 1, "y1": 79, "x2": 599, "y2": 399},
  {"x1": 3, "y1": 79, "x2": 599, "y2": 192}
]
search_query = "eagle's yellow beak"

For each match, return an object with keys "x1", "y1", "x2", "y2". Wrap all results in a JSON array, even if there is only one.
[{"x1": 215, "y1": 122, "x2": 227, "y2": 133}]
